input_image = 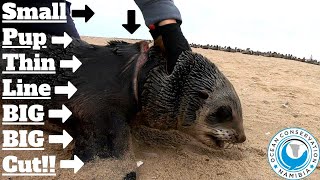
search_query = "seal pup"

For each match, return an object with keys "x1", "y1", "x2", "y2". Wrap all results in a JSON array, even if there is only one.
[{"x1": 135, "y1": 46, "x2": 246, "y2": 149}]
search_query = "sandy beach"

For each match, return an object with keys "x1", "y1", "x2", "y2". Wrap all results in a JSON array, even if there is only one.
[{"x1": 1, "y1": 36, "x2": 319, "y2": 180}]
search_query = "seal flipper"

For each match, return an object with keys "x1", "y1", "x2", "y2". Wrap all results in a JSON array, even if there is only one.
[
  {"x1": 99, "y1": 112, "x2": 131, "y2": 159},
  {"x1": 124, "y1": 171, "x2": 137, "y2": 180},
  {"x1": 72, "y1": 110, "x2": 130, "y2": 161}
]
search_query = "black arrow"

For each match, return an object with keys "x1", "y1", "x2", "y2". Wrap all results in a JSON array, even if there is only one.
[
  {"x1": 122, "y1": 10, "x2": 141, "y2": 34},
  {"x1": 72, "y1": 5, "x2": 95, "y2": 23}
]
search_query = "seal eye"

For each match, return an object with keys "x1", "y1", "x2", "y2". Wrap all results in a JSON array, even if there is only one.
[
  {"x1": 208, "y1": 106, "x2": 233, "y2": 123},
  {"x1": 198, "y1": 90, "x2": 209, "y2": 99}
]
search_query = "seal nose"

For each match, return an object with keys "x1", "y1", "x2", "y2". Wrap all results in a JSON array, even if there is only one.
[{"x1": 236, "y1": 134, "x2": 246, "y2": 143}]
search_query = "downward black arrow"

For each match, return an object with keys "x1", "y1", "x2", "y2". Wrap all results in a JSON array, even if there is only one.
[
  {"x1": 72, "y1": 5, "x2": 95, "y2": 23},
  {"x1": 122, "y1": 10, "x2": 141, "y2": 34}
]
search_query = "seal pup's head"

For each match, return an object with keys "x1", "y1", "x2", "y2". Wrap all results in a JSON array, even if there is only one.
[{"x1": 135, "y1": 47, "x2": 246, "y2": 148}]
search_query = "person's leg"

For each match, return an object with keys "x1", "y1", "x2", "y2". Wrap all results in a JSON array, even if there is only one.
[
  {"x1": 2, "y1": 0, "x2": 79, "y2": 38},
  {"x1": 134, "y1": 0, "x2": 191, "y2": 74},
  {"x1": 64, "y1": 1, "x2": 80, "y2": 38}
]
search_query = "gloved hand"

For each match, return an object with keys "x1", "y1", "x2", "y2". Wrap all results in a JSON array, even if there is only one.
[
  {"x1": 158, "y1": 23, "x2": 191, "y2": 74},
  {"x1": 134, "y1": 0, "x2": 191, "y2": 74}
]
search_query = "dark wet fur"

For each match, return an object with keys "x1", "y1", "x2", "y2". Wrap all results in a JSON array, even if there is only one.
[
  {"x1": 137, "y1": 49, "x2": 230, "y2": 128},
  {"x1": 1, "y1": 36, "x2": 144, "y2": 162}
]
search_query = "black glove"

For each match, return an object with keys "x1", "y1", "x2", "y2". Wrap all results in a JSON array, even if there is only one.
[{"x1": 155, "y1": 23, "x2": 191, "y2": 74}]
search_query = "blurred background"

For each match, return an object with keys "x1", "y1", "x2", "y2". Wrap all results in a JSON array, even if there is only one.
[{"x1": 69, "y1": 0, "x2": 320, "y2": 60}]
